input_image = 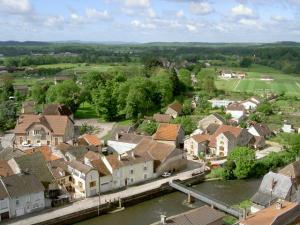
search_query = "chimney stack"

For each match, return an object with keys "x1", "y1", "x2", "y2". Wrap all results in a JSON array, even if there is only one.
[
  {"x1": 118, "y1": 154, "x2": 122, "y2": 161},
  {"x1": 276, "y1": 200, "x2": 283, "y2": 210},
  {"x1": 160, "y1": 215, "x2": 167, "y2": 224},
  {"x1": 115, "y1": 133, "x2": 119, "y2": 140}
]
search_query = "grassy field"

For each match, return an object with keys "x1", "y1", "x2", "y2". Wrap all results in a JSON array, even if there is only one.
[
  {"x1": 211, "y1": 65, "x2": 300, "y2": 97},
  {"x1": 74, "y1": 102, "x2": 98, "y2": 119}
]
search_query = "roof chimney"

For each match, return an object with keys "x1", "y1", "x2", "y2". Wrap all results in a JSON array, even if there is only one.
[
  {"x1": 276, "y1": 200, "x2": 283, "y2": 210},
  {"x1": 118, "y1": 154, "x2": 122, "y2": 161},
  {"x1": 131, "y1": 151, "x2": 135, "y2": 159},
  {"x1": 160, "y1": 215, "x2": 167, "y2": 224},
  {"x1": 115, "y1": 133, "x2": 120, "y2": 140}
]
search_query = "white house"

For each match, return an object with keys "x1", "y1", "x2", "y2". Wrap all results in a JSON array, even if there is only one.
[
  {"x1": 0, "y1": 182, "x2": 9, "y2": 221},
  {"x1": 1, "y1": 174, "x2": 45, "y2": 218},
  {"x1": 101, "y1": 151, "x2": 154, "y2": 189},
  {"x1": 184, "y1": 134, "x2": 210, "y2": 156},
  {"x1": 209, "y1": 99, "x2": 234, "y2": 108},
  {"x1": 226, "y1": 102, "x2": 246, "y2": 123},
  {"x1": 241, "y1": 99, "x2": 258, "y2": 111},
  {"x1": 215, "y1": 132, "x2": 237, "y2": 157},
  {"x1": 107, "y1": 133, "x2": 151, "y2": 154},
  {"x1": 220, "y1": 71, "x2": 234, "y2": 79},
  {"x1": 282, "y1": 122, "x2": 295, "y2": 133},
  {"x1": 67, "y1": 161, "x2": 99, "y2": 198},
  {"x1": 165, "y1": 102, "x2": 182, "y2": 118}
]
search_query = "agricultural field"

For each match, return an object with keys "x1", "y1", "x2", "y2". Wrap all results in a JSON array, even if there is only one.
[{"x1": 212, "y1": 65, "x2": 300, "y2": 97}]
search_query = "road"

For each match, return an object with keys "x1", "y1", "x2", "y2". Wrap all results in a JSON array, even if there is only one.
[{"x1": 7, "y1": 165, "x2": 203, "y2": 225}]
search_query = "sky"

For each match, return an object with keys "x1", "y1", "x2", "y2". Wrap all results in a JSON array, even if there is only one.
[{"x1": 0, "y1": 0, "x2": 300, "y2": 43}]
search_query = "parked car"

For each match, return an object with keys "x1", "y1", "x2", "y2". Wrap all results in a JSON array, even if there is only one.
[
  {"x1": 21, "y1": 141, "x2": 32, "y2": 147},
  {"x1": 161, "y1": 172, "x2": 171, "y2": 178}
]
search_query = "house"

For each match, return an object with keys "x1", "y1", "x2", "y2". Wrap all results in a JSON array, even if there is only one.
[
  {"x1": 21, "y1": 101, "x2": 36, "y2": 114},
  {"x1": 236, "y1": 72, "x2": 247, "y2": 79},
  {"x1": 64, "y1": 146, "x2": 98, "y2": 162},
  {"x1": 101, "y1": 150, "x2": 154, "y2": 189},
  {"x1": 134, "y1": 138, "x2": 187, "y2": 176},
  {"x1": 11, "y1": 152, "x2": 55, "y2": 190},
  {"x1": 153, "y1": 123, "x2": 185, "y2": 148},
  {"x1": 54, "y1": 76, "x2": 72, "y2": 85},
  {"x1": 208, "y1": 99, "x2": 234, "y2": 108},
  {"x1": 0, "y1": 180, "x2": 9, "y2": 221},
  {"x1": 184, "y1": 134, "x2": 210, "y2": 157},
  {"x1": 13, "y1": 85, "x2": 29, "y2": 97},
  {"x1": 25, "y1": 146, "x2": 61, "y2": 162},
  {"x1": 251, "y1": 171, "x2": 300, "y2": 213},
  {"x1": 42, "y1": 104, "x2": 73, "y2": 119},
  {"x1": 153, "y1": 113, "x2": 172, "y2": 123},
  {"x1": 282, "y1": 122, "x2": 295, "y2": 133},
  {"x1": 14, "y1": 114, "x2": 74, "y2": 147},
  {"x1": 226, "y1": 102, "x2": 246, "y2": 123},
  {"x1": 186, "y1": 125, "x2": 253, "y2": 157},
  {"x1": 240, "y1": 201, "x2": 300, "y2": 225},
  {"x1": 151, "y1": 205, "x2": 225, "y2": 225},
  {"x1": 78, "y1": 134, "x2": 101, "y2": 148},
  {"x1": 198, "y1": 113, "x2": 225, "y2": 130},
  {"x1": 48, "y1": 159, "x2": 72, "y2": 191},
  {"x1": 248, "y1": 123, "x2": 272, "y2": 138},
  {"x1": 67, "y1": 160, "x2": 99, "y2": 198},
  {"x1": 165, "y1": 102, "x2": 182, "y2": 118},
  {"x1": 220, "y1": 70, "x2": 234, "y2": 79},
  {"x1": 279, "y1": 159, "x2": 300, "y2": 186},
  {"x1": 107, "y1": 133, "x2": 151, "y2": 154},
  {"x1": 0, "y1": 160, "x2": 14, "y2": 177},
  {"x1": 250, "y1": 136, "x2": 266, "y2": 150},
  {"x1": 249, "y1": 96, "x2": 260, "y2": 105},
  {"x1": 241, "y1": 99, "x2": 259, "y2": 111},
  {"x1": 89, "y1": 159, "x2": 113, "y2": 193},
  {"x1": 0, "y1": 173, "x2": 45, "y2": 218}
]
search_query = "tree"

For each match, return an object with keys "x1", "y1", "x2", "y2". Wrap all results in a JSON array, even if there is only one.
[
  {"x1": 46, "y1": 80, "x2": 82, "y2": 112},
  {"x1": 31, "y1": 82, "x2": 51, "y2": 104},
  {"x1": 92, "y1": 80, "x2": 118, "y2": 121},
  {"x1": 228, "y1": 147, "x2": 255, "y2": 179},
  {"x1": 257, "y1": 102, "x2": 273, "y2": 115},
  {"x1": 138, "y1": 120, "x2": 158, "y2": 135},
  {"x1": 240, "y1": 57, "x2": 253, "y2": 68},
  {"x1": 1, "y1": 75, "x2": 14, "y2": 101},
  {"x1": 182, "y1": 99, "x2": 192, "y2": 115},
  {"x1": 170, "y1": 68, "x2": 181, "y2": 96},
  {"x1": 0, "y1": 100, "x2": 18, "y2": 131},
  {"x1": 151, "y1": 69, "x2": 174, "y2": 106},
  {"x1": 172, "y1": 116, "x2": 196, "y2": 135},
  {"x1": 178, "y1": 68, "x2": 192, "y2": 91},
  {"x1": 222, "y1": 160, "x2": 236, "y2": 180}
]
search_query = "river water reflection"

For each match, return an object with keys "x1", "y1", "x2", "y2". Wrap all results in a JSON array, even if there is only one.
[{"x1": 76, "y1": 179, "x2": 261, "y2": 225}]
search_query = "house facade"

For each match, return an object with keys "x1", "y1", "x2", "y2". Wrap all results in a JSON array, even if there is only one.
[
  {"x1": 226, "y1": 103, "x2": 246, "y2": 123},
  {"x1": 0, "y1": 174, "x2": 45, "y2": 218},
  {"x1": 208, "y1": 99, "x2": 234, "y2": 108},
  {"x1": 197, "y1": 114, "x2": 225, "y2": 130},
  {"x1": 14, "y1": 115, "x2": 74, "y2": 147},
  {"x1": 67, "y1": 161, "x2": 99, "y2": 198},
  {"x1": 165, "y1": 102, "x2": 182, "y2": 118}
]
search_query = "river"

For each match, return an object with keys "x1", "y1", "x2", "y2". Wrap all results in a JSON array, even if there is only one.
[{"x1": 76, "y1": 179, "x2": 261, "y2": 225}]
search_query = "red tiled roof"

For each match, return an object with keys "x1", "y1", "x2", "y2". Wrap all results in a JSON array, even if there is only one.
[
  {"x1": 226, "y1": 102, "x2": 245, "y2": 111},
  {"x1": 153, "y1": 123, "x2": 181, "y2": 141},
  {"x1": 26, "y1": 146, "x2": 61, "y2": 162},
  {"x1": 168, "y1": 102, "x2": 182, "y2": 113},
  {"x1": 209, "y1": 125, "x2": 243, "y2": 147},
  {"x1": 0, "y1": 160, "x2": 14, "y2": 177},
  {"x1": 192, "y1": 134, "x2": 210, "y2": 143},
  {"x1": 81, "y1": 134, "x2": 101, "y2": 146},
  {"x1": 14, "y1": 114, "x2": 71, "y2": 136}
]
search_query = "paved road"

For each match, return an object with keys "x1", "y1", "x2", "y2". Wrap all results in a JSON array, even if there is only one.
[{"x1": 7, "y1": 167, "x2": 202, "y2": 225}]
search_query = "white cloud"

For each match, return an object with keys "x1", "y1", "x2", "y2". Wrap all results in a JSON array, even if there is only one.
[
  {"x1": 147, "y1": 8, "x2": 156, "y2": 18},
  {"x1": 186, "y1": 24, "x2": 197, "y2": 32},
  {"x1": 190, "y1": 2, "x2": 213, "y2": 15},
  {"x1": 44, "y1": 16, "x2": 64, "y2": 28},
  {"x1": 231, "y1": 4, "x2": 253, "y2": 16},
  {"x1": 131, "y1": 19, "x2": 156, "y2": 29},
  {"x1": 86, "y1": 8, "x2": 111, "y2": 20},
  {"x1": 176, "y1": 10, "x2": 184, "y2": 18},
  {"x1": 124, "y1": 0, "x2": 150, "y2": 8},
  {"x1": 271, "y1": 15, "x2": 285, "y2": 22},
  {"x1": 0, "y1": 0, "x2": 32, "y2": 14},
  {"x1": 239, "y1": 18, "x2": 263, "y2": 29}
]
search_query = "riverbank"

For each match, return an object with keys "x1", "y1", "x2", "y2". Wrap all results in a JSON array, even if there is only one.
[{"x1": 5, "y1": 170, "x2": 205, "y2": 225}]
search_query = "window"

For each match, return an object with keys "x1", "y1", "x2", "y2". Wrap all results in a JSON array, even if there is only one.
[
  {"x1": 16, "y1": 199, "x2": 19, "y2": 206},
  {"x1": 0, "y1": 200, "x2": 8, "y2": 209},
  {"x1": 34, "y1": 130, "x2": 41, "y2": 135},
  {"x1": 78, "y1": 182, "x2": 83, "y2": 188},
  {"x1": 130, "y1": 178, "x2": 134, "y2": 183},
  {"x1": 144, "y1": 174, "x2": 147, "y2": 179},
  {"x1": 130, "y1": 169, "x2": 134, "y2": 174},
  {"x1": 144, "y1": 166, "x2": 147, "y2": 171},
  {"x1": 90, "y1": 181, "x2": 96, "y2": 188}
]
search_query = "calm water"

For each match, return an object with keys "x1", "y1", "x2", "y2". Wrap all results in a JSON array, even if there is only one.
[{"x1": 76, "y1": 179, "x2": 261, "y2": 225}]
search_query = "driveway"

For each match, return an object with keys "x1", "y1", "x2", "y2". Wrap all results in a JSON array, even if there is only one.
[{"x1": 74, "y1": 119, "x2": 115, "y2": 139}]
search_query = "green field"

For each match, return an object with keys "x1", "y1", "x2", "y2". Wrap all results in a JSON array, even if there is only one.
[{"x1": 212, "y1": 65, "x2": 300, "y2": 97}]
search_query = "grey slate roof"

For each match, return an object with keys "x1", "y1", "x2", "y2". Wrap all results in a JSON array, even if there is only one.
[
  {"x1": 0, "y1": 180, "x2": 9, "y2": 199},
  {"x1": 14, "y1": 152, "x2": 54, "y2": 188},
  {"x1": 251, "y1": 171, "x2": 293, "y2": 207},
  {"x1": 2, "y1": 174, "x2": 45, "y2": 198},
  {"x1": 151, "y1": 206, "x2": 225, "y2": 225}
]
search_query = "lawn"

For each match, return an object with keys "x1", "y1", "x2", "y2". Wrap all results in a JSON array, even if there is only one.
[
  {"x1": 212, "y1": 65, "x2": 300, "y2": 97},
  {"x1": 74, "y1": 102, "x2": 98, "y2": 119}
]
